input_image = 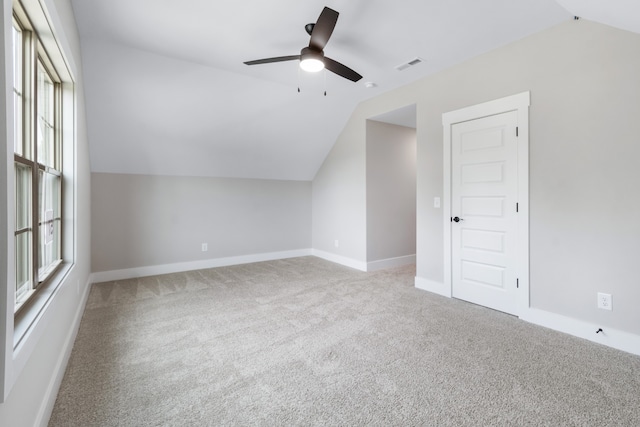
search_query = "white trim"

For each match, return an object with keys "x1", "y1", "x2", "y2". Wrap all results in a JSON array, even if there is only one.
[
  {"x1": 38, "y1": 0, "x2": 77, "y2": 79},
  {"x1": 442, "y1": 113, "x2": 452, "y2": 297},
  {"x1": 12, "y1": 264, "x2": 73, "y2": 364},
  {"x1": 514, "y1": 97, "x2": 531, "y2": 313},
  {"x1": 442, "y1": 92, "x2": 530, "y2": 316},
  {"x1": 91, "y1": 249, "x2": 313, "y2": 283},
  {"x1": 92, "y1": 249, "x2": 375, "y2": 284},
  {"x1": 414, "y1": 277, "x2": 450, "y2": 297},
  {"x1": 442, "y1": 92, "x2": 530, "y2": 125},
  {"x1": 35, "y1": 276, "x2": 92, "y2": 427},
  {"x1": 311, "y1": 249, "x2": 367, "y2": 272},
  {"x1": 366, "y1": 255, "x2": 416, "y2": 272},
  {"x1": 521, "y1": 308, "x2": 640, "y2": 357}
]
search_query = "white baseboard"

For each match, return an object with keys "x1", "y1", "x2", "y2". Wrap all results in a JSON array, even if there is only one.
[
  {"x1": 367, "y1": 255, "x2": 416, "y2": 272},
  {"x1": 93, "y1": 250, "x2": 413, "y2": 281},
  {"x1": 91, "y1": 249, "x2": 313, "y2": 283},
  {"x1": 414, "y1": 277, "x2": 451, "y2": 298},
  {"x1": 311, "y1": 249, "x2": 367, "y2": 271},
  {"x1": 521, "y1": 308, "x2": 640, "y2": 357},
  {"x1": 413, "y1": 279, "x2": 640, "y2": 356},
  {"x1": 37, "y1": 276, "x2": 92, "y2": 427}
]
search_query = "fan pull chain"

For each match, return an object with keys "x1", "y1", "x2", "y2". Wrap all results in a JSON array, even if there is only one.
[{"x1": 324, "y1": 69, "x2": 327, "y2": 96}]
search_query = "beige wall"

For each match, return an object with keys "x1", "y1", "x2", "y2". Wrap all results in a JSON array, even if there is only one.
[
  {"x1": 366, "y1": 120, "x2": 416, "y2": 263},
  {"x1": 312, "y1": 113, "x2": 368, "y2": 262},
  {"x1": 92, "y1": 173, "x2": 312, "y2": 273},
  {"x1": 313, "y1": 19, "x2": 640, "y2": 335}
]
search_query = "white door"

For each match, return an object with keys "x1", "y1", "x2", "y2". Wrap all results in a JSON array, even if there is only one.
[{"x1": 451, "y1": 111, "x2": 519, "y2": 315}]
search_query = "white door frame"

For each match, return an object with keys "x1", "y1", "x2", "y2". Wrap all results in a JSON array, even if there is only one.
[{"x1": 442, "y1": 92, "x2": 530, "y2": 316}]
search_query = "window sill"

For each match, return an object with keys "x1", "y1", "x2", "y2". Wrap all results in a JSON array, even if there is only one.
[{"x1": 14, "y1": 261, "x2": 74, "y2": 350}]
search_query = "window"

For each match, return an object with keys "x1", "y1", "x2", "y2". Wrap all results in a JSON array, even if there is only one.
[
  {"x1": 3, "y1": 0, "x2": 76, "y2": 403},
  {"x1": 13, "y1": 11, "x2": 64, "y2": 314}
]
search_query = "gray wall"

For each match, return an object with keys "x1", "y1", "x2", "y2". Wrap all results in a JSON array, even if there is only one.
[
  {"x1": 0, "y1": 0, "x2": 92, "y2": 424},
  {"x1": 312, "y1": 19, "x2": 640, "y2": 335},
  {"x1": 91, "y1": 173, "x2": 312, "y2": 273},
  {"x1": 312, "y1": 115, "x2": 367, "y2": 262},
  {"x1": 366, "y1": 120, "x2": 416, "y2": 262}
]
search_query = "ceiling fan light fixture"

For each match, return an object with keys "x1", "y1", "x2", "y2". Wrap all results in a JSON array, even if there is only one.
[
  {"x1": 300, "y1": 47, "x2": 325, "y2": 72},
  {"x1": 300, "y1": 58, "x2": 324, "y2": 72}
]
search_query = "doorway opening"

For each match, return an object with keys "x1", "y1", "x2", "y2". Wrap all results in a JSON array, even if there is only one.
[{"x1": 366, "y1": 104, "x2": 417, "y2": 271}]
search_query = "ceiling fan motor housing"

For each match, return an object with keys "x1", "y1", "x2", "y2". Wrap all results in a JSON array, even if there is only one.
[{"x1": 301, "y1": 47, "x2": 324, "y2": 63}]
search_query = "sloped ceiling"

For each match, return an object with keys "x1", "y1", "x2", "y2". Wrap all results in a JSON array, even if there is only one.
[
  {"x1": 70, "y1": 0, "x2": 635, "y2": 181},
  {"x1": 556, "y1": 0, "x2": 640, "y2": 34}
]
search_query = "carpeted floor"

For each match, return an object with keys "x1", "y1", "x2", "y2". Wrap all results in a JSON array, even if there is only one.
[{"x1": 49, "y1": 257, "x2": 640, "y2": 426}]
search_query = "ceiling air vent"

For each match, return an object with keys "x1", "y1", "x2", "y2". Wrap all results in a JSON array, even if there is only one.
[{"x1": 395, "y1": 57, "x2": 423, "y2": 71}]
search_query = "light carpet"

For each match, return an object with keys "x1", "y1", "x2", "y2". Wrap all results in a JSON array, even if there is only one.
[{"x1": 49, "y1": 257, "x2": 640, "y2": 426}]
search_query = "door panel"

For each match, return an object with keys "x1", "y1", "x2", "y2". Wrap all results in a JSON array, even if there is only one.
[
  {"x1": 462, "y1": 162, "x2": 504, "y2": 184},
  {"x1": 462, "y1": 196, "x2": 505, "y2": 217},
  {"x1": 461, "y1": 229, "x2": 505, "y2": 253},
  {"x1": 461, "y1": 261, "x2": 505, "y2": 289},
  {"x1": 451, "y1": 111, "x2": 518, "y2": 315}
]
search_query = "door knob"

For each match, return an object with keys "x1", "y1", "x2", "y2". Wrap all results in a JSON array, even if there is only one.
[{"x1": 452, "y1": 216, "x2": 463, "y2": 223}]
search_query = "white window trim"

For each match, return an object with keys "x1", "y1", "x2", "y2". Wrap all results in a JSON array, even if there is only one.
[{"x1": 1, "y1": 0, "x2": 77, "y2": 402}]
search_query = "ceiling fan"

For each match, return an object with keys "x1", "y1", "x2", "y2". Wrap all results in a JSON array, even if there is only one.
[{"x1": 244, "y1": 6, "x2": 363, "y2": 82}]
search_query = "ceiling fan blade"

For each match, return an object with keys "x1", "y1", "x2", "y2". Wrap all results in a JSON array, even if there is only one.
[
  {"x1": 244, "y1": 55, "x2": 300, "y2": 66},
  {"x1": 324, "y1": 57, "x2": 362, "y2": 82},
  {"x1": 309, "y1": 7, "x2": 339, "y2": 51}
]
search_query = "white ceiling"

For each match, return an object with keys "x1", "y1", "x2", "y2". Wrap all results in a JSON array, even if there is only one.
[
  {"x1": 555, "y1": 0, "x2": 640, "y2": 34},
  {"x1": 69, "y1": 0, "x2": 638, "y2": 181}
]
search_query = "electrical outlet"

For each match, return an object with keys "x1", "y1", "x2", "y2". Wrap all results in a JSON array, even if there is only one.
[
  {"x1": 597, "y1": 292, "x2": 612, "y2": 311},
  {"x1": 201, "y1": 243, "x2": 208, "y2": 252},
  {"x1": 434, "y1": 197, "x2": 441, "y2": 208},
  {"x1": 334, "y1": 240, "x2": 339, "y2": 248}
]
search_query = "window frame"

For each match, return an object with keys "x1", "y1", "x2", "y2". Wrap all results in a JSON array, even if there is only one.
[
  {"x1": 2, "y1": 0, "x2": 78, "y2": 402},
  {"x1": 13, "y1": 9, "x2": 65, "y2": 316}
]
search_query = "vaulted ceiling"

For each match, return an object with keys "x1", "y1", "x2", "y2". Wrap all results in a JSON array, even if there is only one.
[{"x1": 70, "y1": 0, "x2": 639, "y2": 180}]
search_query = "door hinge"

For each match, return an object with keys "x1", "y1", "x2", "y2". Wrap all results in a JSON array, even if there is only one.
[
  {"x1": 517, "y1": 278, "x2": 519, "y2": 288},
  {"x1": 516, "y1": 127, "x2": 519, "y2": 137},
  {"x1": 516, "y1": 203, "x2": 519, "y2": 213}
]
